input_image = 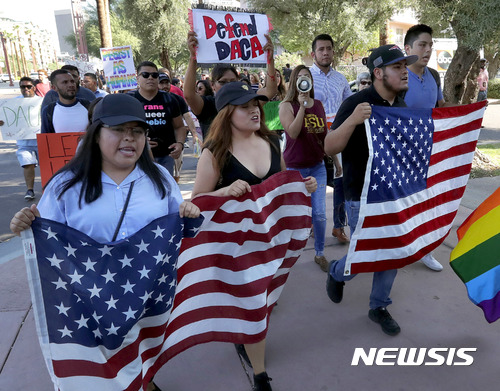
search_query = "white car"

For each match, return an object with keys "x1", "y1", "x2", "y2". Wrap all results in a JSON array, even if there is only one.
[{"x1": 0, "y1": 74, "x2": 12, "y2": 83}]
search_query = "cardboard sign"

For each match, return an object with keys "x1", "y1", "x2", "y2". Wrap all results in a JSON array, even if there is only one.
[
  {"x1": 0, "y1": 97, "x2": 42, "y2": 140},
  {"x1": 37, "y1": 132, "x2": 84, "y2": 187},
  {"x1": 189, "y1": 9, "x2": 271, "y2": 64},
  {"x1": 100, "y1": 46, "x2": 137, "y2": 92}
]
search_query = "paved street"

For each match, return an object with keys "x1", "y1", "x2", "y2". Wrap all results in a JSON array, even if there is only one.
[{"x1": 0, "y1": 82, "x2": 499, "y2": 390}]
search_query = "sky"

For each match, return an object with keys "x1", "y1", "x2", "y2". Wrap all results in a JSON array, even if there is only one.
[{"x1": 1, "y1": 0, "x2": 96, "y2": 52}]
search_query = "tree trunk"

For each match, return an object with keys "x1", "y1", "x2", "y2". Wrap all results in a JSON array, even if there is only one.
[
  {"x1": 379, "y1": 22, "x2": 388, "y2": 46},
  {"x1": 442, "y1": 44, "x2": 480, "y2": 104},
  {"x1": 485, "y1": 50, "x2": 499, "y2": 80},
  {"x1": 160, "y1": 46, "x2": 172, "y2": 75},
  {"x1": 97, "y1": 0, "x2": 112, "y2": 48}
]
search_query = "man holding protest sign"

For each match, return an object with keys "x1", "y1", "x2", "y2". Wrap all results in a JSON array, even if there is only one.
[
  {"x1": 0, "y1": 77, "x2": 40, "y2": 200},
  {"x1": 184, "y1": 9, "x2": 277, "y2": 140},
  {"x1": 41, "y1": 70, "x2": 90, "y2": 134},
  {"x1": 129, "y1": 61, "x2": 187, "y2": 176}
]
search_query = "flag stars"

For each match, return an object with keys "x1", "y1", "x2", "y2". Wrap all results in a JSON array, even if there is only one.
[
  {"x1": 371, "y1": 183, "x2": 379, "y2": 191},
  {"x1": 138, "y1": 266, "x2": 151, "y2": 279},
  {"x1": 152, "y1": 226, "x2": 165, "y2": 238},
  {"x1": 42, "y1": 227, "x2": 59, "y2": 241},
  {"x1": 155, "y1": 292, "x2": 166, "y2": 304},
  {"x1": 136, "y1": 240, "x2": 150, "y2": 253},
  {"x1": 370, "y1": 117, "x2": 377, "y2": 124},
  {"x1": 153, "y1": 251, "x2": 166, "y2": 264},
  {"x1": 92, "y1": 311, "x2": 103, "y2": 323},
  {"x1": 121, "y1": 280, "x2": 136, "y2": 294},
  {"x1": 123, "y1": 306, "x2": 137, "y2": 321},
  {"x1": 99, "y1": 245, "x2": 113, "y2": 257},
  {"x1": 93, "y1": 328, "x2": 103, "y2": 339},
  {"x1": 55, "y1": 302, "x2": 70, "y2": 316},
  {"x1": 118, "y1": 254, "x2": 134, "y2": 268},
  {"x1": 101, "y1": 269, "x2": 116, "y2": 283},
  {"x1": 105, "y1": 323, "x2": 119, "y2": 336},
  {"x1": 68, "y1": 270, "x2": 83, "y2": 284},
  {"x1": 139, "y1": 291, "x2": 153, "y2": 304},
  {"x1": 52, "y1": 277, "x2": 68, "y2": 290},
  {"x1": 158, "y1": 273, "x2": 168, "y2": 285},
  {"x1": 397, "y1": 118, "x2": 402, "y2": 125},
  {"x1": 88, "y1": 284, "x2": 102, "y2": 298},
  {"x1": 46, "y1": 254, "x2": 64, "y2": 269},
  {"x1": 408, "y1": 118, "x2": 413, "y2": 125},
  {"x1": 64, "y1": 243, "x2": 77, "y2": 257},
  {"x1": 58, "y1": 326, "x2": 73, "y2": 338},
  {"x1": 82, "y1": 257, "x2": 97, "y2": 271},
  {"x1": 74, "y1": 314, "x2": 89, "y2": 329},
  {"x1": 105, "y1": 295, "x2": 119, "y2": 310},
  {"x1": 384, "y1": 118, "x2": 390, "y2": 125}
]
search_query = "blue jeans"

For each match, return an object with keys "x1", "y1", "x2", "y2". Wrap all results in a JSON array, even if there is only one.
[
  {"x1": 288, "y1": 162, "x2": 327, "y2": 254},
  {"x1": 329, "y1": 200, "x2": 397, "y2": 309},
  {"x1": 155, "y1": 155, "x2": 175, "y2": 176},
  {"x1": 333, "y1": 177, "x2": 346, "y2": 228}
]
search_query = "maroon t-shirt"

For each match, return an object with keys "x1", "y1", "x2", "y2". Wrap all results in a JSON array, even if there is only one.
[{"x1": 283, "y1": 99, "x2": 327, "y2": 169}]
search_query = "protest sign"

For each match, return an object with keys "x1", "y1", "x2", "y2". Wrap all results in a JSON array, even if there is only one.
[
  {"x1": 100, "y1": 45, "x2": 137, "y2": 92},
  {"x1": 189, "y1": 9, "x2": 272, "y2": 65},
  {"x1": 37, "y1": 132, "x2": 84, "y2": 187},
  {"x1": 0, "y1": 97, "x2": 42, "y2": 140}
]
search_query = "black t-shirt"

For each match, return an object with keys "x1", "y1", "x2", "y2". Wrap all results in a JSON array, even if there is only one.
[
  {"x1": 214, "y1": 134, "x2": 281, "y2": 190},
  {"x1": 195, "y1": 95, "x2": 217, "y2": 139},
  {"x1": 331, "y1": 86, "x2": 407, "y2": 201},
  {"x1": 170, "y1": 92, "x2": 189, "y2": 115},
  {"x1": 129, "y1": 90, "x2": 181, "y2": 157}
]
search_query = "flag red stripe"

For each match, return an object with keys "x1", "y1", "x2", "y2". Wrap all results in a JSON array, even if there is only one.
[
  {"x1": 209, "y1": 192, "x2": 310, "y2": 224},
  {"x1": 178, "y1": 238, "x2": 308, "y2": 275},
  {"x1": 351, "y1": 236, "x2": 447, "y2": 273},
  {"x1": 355, "y1": 211, "x2": 455, "y2": 251},
  {"x1": 430, "y1": 140, "x2": 478, "y2": 165},
  {"x1": 362, "y1": 188, "x2": 465, "y2": 228},
  {"x1": 431, "y1": 101, "x2": 486, "y2": 120},
  {"x1": 432, "y1": 118, "x2": 482, "y2": 143},
  {"x1": 426, "y1": 164, "x2": 472, "y2": 188}
]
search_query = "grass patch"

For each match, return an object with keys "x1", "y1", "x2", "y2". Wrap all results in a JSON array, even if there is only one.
[{"x1": 470, "y1": 143, "x2": 500, "y2": 178}]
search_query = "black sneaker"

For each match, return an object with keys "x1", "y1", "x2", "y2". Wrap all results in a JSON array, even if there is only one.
[
  {"x1": 368, "y1": 307, "x2": 401, "y2": 336},
  {"x1": 234, "y1": 343, "x2": 252, "y2": 368},
  {"x1": 253, "y1": 371, "x2": 272, "y2": 391},
  {"x1": 24, "y1": 189, "x2": 35, "y2": 200},
  {"x1": 326, "y1": 261, "x2": 344, "y2": 303}
]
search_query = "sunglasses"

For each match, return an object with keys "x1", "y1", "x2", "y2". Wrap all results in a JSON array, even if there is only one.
[
  {"x1": 360, "y1": 81, "x2": 372, "y2": 86},
  {"x1": 139, "y1": 72, "x2": 159, "y2": 79},
  {"x1": 20, "y1": 85, "x2": 34, "y2": 89}
]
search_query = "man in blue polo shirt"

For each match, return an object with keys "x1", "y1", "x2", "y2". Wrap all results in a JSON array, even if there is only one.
[{"x1": 403, "y1": 24, "x2": 448, "y2": 272}]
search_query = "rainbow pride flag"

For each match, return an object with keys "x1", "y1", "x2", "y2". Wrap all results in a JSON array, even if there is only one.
[{"x1": 450, "y1": 187, "x2": 500, "y2": 323}]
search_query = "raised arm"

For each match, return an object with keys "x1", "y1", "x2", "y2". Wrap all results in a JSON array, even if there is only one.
[
  {"x1": 257, "y1": 34, "x2": 277, "y2": 100},
  {"x1": 184, "y1": 31, "x2": 205, "y2": 116}
]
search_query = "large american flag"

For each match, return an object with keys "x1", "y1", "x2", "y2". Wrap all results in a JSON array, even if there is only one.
[
  {"x1": 345, "y1": 101, "x2": 486, "y2": 275},
  {"x1": 22, "y1": 214, "x2": 202, "y2": 391},
  {"x1": 150, "y1": 170, "x2": 312, "y2": 368}
]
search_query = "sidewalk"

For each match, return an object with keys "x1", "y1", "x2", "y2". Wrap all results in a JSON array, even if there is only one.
[{"x1": 0, "y1": 149, "x2": 498, "y2": 391}]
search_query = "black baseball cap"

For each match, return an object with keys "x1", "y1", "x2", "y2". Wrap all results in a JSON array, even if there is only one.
[
  {"x1": 367, "y1": 44, "x2": 418, "y2": 73},
  {"x1": 159, "y1": 73, "x2": 170, "y2": 82},
  {"x1": 92, "y1": 94, "x2": 149, "y2": 127},
  {"x1": 215, "y1": 81, "x2": 269, "y2": 111}
]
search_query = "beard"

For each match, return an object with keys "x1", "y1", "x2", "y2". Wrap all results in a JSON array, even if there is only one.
[
  {"x1": 59, "y1": 90, "x2": 76, "y2": 100},
  {"x1": 382, "y1": 74, "x2": 408, "y2": 93}
]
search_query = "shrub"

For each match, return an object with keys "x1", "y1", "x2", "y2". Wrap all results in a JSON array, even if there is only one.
[{"x1": 487, "y1": 78, "x2": 500, "y2": 99}]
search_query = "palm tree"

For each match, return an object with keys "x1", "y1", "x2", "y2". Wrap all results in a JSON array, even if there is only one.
[{"x1": 97, "y1": 0, "x2": 113, "y2": 48}]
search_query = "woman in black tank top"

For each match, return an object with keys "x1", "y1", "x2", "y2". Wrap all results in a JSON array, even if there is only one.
[{"x1": 191, "y1": 82, "x2": 317, "y2": 391}]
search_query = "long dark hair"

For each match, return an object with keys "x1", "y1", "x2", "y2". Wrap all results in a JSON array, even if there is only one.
[
  {"x1": 283, "y1": 65, "x2": 315, "y2": 103},
  {"x1": 204, "y1": 103, "x2": 278, "y2": 173},
  {"x1": 47, "y1": 121, "x2": 169, "y2": 207}
]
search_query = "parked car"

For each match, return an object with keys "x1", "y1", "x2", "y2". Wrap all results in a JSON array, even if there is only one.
[
  {"x1": 0, "y1": 74, "x2": 13, "y2": 83},
  {"x1": 30, "y1": 72, "x2": 39, "y2": 80}
]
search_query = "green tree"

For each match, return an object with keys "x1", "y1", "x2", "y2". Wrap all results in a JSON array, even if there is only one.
[
  {"x1": 414, "y1": 0, "x2": 500, "y2": 103},
  {"x1": 249, "y1": 0, "x2": 404, "y2": 66},
  {"x1": 121, "y1": 0, "x2": 190, "y2": 74}
]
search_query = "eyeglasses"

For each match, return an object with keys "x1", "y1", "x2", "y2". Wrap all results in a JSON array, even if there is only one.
[
  {"x1": 139, "y1": 72, "x2": 159, "y2": 79},
  {"x1": 360, "y1": 81, "x2": 372, "y2": 86},
  {"x1": 20, "y1": 85, "x2": 34, "y2": 89},
  {"x1": 102, "y1": 125, "x2": 148, "y2": 137}
]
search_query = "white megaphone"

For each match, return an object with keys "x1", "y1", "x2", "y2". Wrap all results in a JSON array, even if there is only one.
[{"x1": 296, "y1": 75, "x2": 312, "y2": 93}]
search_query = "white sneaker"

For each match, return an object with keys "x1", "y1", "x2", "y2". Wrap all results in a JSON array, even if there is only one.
[{"x1": 420, "y1": 253, "x2": 443, "y2": 271}]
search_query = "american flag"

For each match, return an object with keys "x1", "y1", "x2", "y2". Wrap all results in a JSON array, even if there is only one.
[
  {"x1": 149, "y1": 170, "x2": 312, "y2": 367},
  {"x1": 345, "y1": 101, "x2": 486, "y2": 275},
  {"x1": 22, "y1": 214, "x2": 202, "y2": 391}
]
